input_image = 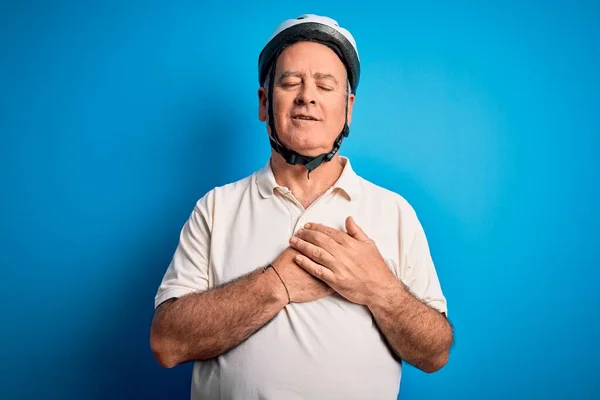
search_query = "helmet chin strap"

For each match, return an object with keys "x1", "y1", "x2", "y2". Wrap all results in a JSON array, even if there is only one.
[{"x1": 266, "y1": 62, "x2": 350, "y2": 178}]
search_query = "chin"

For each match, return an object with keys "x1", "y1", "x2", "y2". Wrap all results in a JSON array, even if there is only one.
[
  {"x1": 279, "y1": 136, "x2": 326, "y2": 155},
  {"x1": 296, "y1": 148, "x2": 326, "y2": 157},
  {"x1": 274, "y1": 124, "x2": 335, "y2": 154},
  {"x1": 290, "y1": 145, "x2": 331, "y2": 157}
]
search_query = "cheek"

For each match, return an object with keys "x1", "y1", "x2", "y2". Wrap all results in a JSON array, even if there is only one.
[
  {"x1": 272, "y1": 103, "x2": 288, "y2": 132},
  {"x1": 272, "y1": 95, "x2": 291, "y2": 121},
  {"x1": 325, "y1": 101, "x2": 348, "y2": 127}
]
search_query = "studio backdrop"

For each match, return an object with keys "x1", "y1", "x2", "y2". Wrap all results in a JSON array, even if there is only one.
[{"x1": 1, "y1": 1, "x2": 598, "y2": 399}]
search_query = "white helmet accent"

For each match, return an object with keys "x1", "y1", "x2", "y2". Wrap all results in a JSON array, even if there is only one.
[{"x1": 258, "y1": 14, "x2": 361, "y2": 94}]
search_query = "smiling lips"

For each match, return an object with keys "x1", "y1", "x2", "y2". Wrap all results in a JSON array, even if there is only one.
[{"x1": 292, "y1": 114, "x2": 319, "y2": 121}]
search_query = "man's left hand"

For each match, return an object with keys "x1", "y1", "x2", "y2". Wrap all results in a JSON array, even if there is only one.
[{"x1": 289, "y1": 216, "x2": 399, "y2": 306}]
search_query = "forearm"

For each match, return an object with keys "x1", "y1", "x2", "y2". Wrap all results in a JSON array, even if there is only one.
[
  {"x1": 368, "y1": 280, "x2": 453, "y2": 373},
  {"x1": 150, "y1": 267, "x2": 287, "y2": 367}
]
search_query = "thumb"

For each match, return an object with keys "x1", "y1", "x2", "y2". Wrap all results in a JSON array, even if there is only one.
[{"x1": 346, "y1": 216, "x2": 369, "y2": 241}]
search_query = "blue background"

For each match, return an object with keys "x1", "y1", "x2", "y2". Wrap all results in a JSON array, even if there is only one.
[{"x1": 1, "y1": 1, "x2": 599, "y2": 399}]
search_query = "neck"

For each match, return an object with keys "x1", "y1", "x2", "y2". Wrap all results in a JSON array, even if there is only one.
[{"x1": 270, "y1": 151, "x2": 345, "y2": 208}]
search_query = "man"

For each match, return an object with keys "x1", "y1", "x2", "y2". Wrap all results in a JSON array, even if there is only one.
[{"x1": 150, "y1": 14, "x2": 453, "y2": 399}]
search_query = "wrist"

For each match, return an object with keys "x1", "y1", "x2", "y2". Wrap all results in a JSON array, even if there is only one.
[
  {"x1": 258, "y1": 266, "x2": 289, "y2": 307},
  {"x1": 367, "y1": 277, "x2": 408, "y2": 312}
]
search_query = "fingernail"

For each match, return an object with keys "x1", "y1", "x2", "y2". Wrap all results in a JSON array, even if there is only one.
[
  {"x1": 304, "y1": 223, "x2": 311, "y2": 228},
  {"x1": 295, "y1": 255, "x2": 302, "y2": 262},
  {"x1": 290, "y1": 237, "x2": 297, "y2": 244},
  {"x1": 297, "y1": 229, "x2": 303, "y2": 235}
]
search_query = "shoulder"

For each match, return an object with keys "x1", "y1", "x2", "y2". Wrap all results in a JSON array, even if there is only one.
[
  {"x1": 191, "y1": 170, "x2": 259, "y2": 219},
  {"x1": 354, "y1": 173, "x2": 426, "y2": 247},
  {"x1": 356, "y1": 174, "x2": 419, "y2": 220}
]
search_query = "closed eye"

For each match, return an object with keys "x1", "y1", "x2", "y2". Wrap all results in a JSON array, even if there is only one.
[{"x1": 280, "y1": 83, "x2": 300, "y2": 89}]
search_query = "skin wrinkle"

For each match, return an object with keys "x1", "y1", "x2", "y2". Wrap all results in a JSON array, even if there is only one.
[{"x1": 265, "y1": 67, "x2": 351, "y2": 97}]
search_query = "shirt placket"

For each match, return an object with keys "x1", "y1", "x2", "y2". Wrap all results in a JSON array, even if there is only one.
[{"x1": 277, "y1": 187, "x2": 335, "y2": 235}]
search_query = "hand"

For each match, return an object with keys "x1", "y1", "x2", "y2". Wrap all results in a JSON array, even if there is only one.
[
  {"x1": 288, "y1": 216, "x2": 398, "y2": 306},
  {"x1": 271, "y1": 246, "x2": 334, "y2": 303}
]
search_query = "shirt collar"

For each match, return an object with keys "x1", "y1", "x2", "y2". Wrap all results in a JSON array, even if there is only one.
[{"x1": 256, "y1": 156, "x2": 360, "y2": 200}]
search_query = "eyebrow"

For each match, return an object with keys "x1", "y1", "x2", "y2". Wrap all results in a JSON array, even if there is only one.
[{"x1": 278, "y1": 71, "x2": 339, "y2": 86}]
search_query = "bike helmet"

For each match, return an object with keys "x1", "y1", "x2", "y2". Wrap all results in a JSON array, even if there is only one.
[{"x1": 258, "y1": 14, "x2": 360, "y2": 175}]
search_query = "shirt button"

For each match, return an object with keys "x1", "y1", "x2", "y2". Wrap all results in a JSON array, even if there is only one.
[{"x1": 298, "y1": 216, "x2": 307, "y2": 228}]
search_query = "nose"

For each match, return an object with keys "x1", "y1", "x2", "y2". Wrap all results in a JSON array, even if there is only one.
[{"x1": 295, "y1": 82, "x2": 317, "y2": 105}]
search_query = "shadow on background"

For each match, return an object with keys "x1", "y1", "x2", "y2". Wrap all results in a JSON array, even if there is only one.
[{"x1": 75, "y1": 101, "x2": 248, "y2": 399}]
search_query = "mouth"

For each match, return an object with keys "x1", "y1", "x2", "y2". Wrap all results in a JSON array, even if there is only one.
[{"x1": 292, "y1": 114, "x2": 319, "y2": 121}]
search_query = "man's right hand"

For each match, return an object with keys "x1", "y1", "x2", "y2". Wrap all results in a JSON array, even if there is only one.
[{"x1": 271, "y1": 247, "x2": 334, "y2": 303}]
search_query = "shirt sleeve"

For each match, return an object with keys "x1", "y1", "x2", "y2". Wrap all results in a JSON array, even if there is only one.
[
  {"x1": 154, "y1": 195, "x2": 212, "y2": 309},
  {"x1": 400, "y1": 209, "x2": 448, "y2": 316}
]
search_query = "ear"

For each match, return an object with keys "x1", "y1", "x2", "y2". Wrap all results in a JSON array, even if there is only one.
[
  {"x1": 346, "y1": 93, "x2": 355, "y2": 125},
  {"x1": 258, "y1": 87, "x2": 268, "y2": 122}
]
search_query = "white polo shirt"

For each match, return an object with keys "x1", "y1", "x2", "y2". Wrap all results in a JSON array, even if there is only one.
[{"x1": 155, "y1": 156, "x2": 448, "y2": 400}]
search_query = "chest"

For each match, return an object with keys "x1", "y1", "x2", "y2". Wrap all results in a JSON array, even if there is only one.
[{"x1": 207, "y1": 189, "x2": 402, "y2": 287}]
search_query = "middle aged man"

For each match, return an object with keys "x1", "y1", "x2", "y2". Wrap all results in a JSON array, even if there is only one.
[{"x1": 151, "y1": 14, "x2": 454, "y2": 400}]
